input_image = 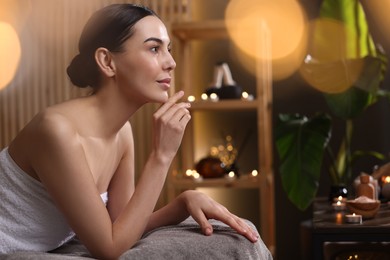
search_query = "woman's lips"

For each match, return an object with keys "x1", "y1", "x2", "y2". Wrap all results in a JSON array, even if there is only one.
[{"x1": 157, "y1": 78, "x2": 171, "y2": 90}]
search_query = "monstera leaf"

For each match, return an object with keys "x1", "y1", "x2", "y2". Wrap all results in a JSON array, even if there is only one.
[
  {"x1": 324, "y1": 56, "x2": 383, "y2": 119},
  {"x1": 275, "y1": 113, "x2": 332, "y2": 211}
]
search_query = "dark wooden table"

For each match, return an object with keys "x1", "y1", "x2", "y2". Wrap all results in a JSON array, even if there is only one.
[{"x1": 307, "y1": 198, "x2": 390, "y2": 260}]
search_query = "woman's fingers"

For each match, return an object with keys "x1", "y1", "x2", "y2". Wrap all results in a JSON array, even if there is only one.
[
  {"x1": 154, "y1": 91, "x2": 191, "y2": 127},
  {"x1": 226, "y1": 216, "x2": 259, "y2": 243},
  {"x1": 208, "y1": 207, "x2": 259, "y2": 243},
  {"x1": 154, "y1": 91, "x2": 185, "y2": 118},
  {"x1": 189, "y1": 209, "x2": 214, "y2": 236},
  {"x1": 184, "y1": 191, "x2": 259, "y2": 243},
  {"x1": 151, "y1": 91, "x2": 191, "y2": 159},
  {"x1": 161, "y1": 102, "x2": 190, "y2": 123},
  {"x1": 170, "y1": 103, "x2": 191, "y2": 124},
  {"x1": 197, "y1": 210, "x2": 258, "y2": 242}
]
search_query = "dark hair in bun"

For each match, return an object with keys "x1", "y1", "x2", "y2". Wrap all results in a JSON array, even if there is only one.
[{"x1": 67, "y1": 4, "x2": 156, "y2": 90}]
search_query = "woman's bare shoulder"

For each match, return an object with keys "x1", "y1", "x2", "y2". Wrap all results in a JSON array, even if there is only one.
[
  {"x1": 8, "y1": 107, "x2": 82, "y2": 178},
  {"x1": 31, "y1": 108, "x2": 78, "y2": 141}
]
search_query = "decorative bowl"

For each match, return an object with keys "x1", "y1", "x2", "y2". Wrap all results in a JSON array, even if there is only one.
[
  {"x1": 195, "y1": 156, "x2": 226, "y2": 178},
  {"x1": 346, "y1": 196, "x2": 380, "y2": 219}
]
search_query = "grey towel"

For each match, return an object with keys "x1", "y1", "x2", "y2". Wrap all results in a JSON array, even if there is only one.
[{"x1": 0, "y1": 217, "x2": 273, "y2": 259}]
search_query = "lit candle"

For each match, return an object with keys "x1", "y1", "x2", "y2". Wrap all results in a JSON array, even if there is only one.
[
  {"x1": 381, "y1": 176, "x2": 390, "y2": 199},
  {"x1": 336, "y1": 212, "x2": 343, "y2": 224},
  {"x1": 345, "y1": 213, "x2": 362, "y2": 224},
  {"x1": 333, "y1": 195, "x2": 347, "y2": 203},
  {"x1": 332, "y1": 200, "x2": 346, "y2": 211},
  {"x1": 382, "y1": 183, "x2": 390, "y2": 199}
]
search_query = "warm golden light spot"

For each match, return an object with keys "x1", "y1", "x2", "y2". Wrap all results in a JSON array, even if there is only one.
[
  {"x1": 0, "y1": 0, "x2": 31, "y2": 32},
  {"x1": 187, "y1": 95, "x2": 196, "y2": 102},
  {"x1": 305, "y1": 18, "x2": 349, "y2": 62},
  {"x1": 0, "y1": 22, "x2": 21, "y2": 90},
  {"x1": 210, "y1": 146, "x2": 219, "y2": 156},
  {"x1": 299, "y1": 18, "x2": 364, "y2": 94},
  {"x1": 225, "y1": 0, "x2": 307, "y2": 80},
  {"x1": 251, "y1": 170, "x2": 258, "y2": 177},
  {"x1": 299, "y1": 55, "x2": 364, "y2": 94}
]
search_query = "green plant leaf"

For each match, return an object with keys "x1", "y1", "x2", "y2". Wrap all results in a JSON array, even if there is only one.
[
  {"x1": 319, "y1": 0, "x2": 376, "y2": 58},
  {"x1": 278, "y1": 0, "x2": 388, "y2": 212},
  {"x1": 324, "y1": 56, "x2": 382, "y2": 119},
  {"x1": 351, "y1": 150, "x2": 386, "y2": 166},
  {"x1": 275, "y1": 113, "x2": 332, "y2": 210}
]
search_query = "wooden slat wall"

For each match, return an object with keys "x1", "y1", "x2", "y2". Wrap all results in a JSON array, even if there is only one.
[{"x1": 0, "y1": 0, "x2": 190, "y2": 148}]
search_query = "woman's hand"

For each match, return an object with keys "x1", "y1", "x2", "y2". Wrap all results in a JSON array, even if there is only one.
[
  {"x1": 152, "y1": 91, "x2": 191, "y2": 162},
  {"x1": 179, "y1": 190, "x2": 260, "y2": 243}
]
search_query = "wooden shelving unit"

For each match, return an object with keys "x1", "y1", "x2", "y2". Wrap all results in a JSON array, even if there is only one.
[
  {"x1": 167, "y1": 20, "x2": 275, "y2": 253},
  {"x1": 189, "y1": 99, "x2": 259, "y2": 110}
]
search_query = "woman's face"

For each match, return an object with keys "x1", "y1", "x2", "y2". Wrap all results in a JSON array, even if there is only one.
[{"x1": 112, "y1": 15, "x2": 176, "y2": 104}]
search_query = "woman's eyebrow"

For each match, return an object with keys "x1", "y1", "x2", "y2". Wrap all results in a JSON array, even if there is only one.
[
  {"x1": 144, "y1": 37, "x2": 171, "y2": 46},
  {"x1": 144, "y1": 37, "x2": 163, "y2": 44}
]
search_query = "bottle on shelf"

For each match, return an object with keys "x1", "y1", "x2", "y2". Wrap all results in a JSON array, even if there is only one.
[{"x1": 356, "y1": 174, "x2": 375, "y2": 199}]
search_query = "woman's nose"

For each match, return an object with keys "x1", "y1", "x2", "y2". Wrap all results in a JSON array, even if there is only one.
[{"x1": 164, "y1": 53, "x2": 176, "y2": 71}]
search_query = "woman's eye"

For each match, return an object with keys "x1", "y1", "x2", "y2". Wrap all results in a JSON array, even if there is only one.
[{"x1": 151, "y1": 46, "x2": 159, "y2": 53}]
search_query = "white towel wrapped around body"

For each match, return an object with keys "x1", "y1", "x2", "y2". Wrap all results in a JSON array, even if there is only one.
[{"x1": 0, "y1": 147, "x2": 108, "y2": 254}]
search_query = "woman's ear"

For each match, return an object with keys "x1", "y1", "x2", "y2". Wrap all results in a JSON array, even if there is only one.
[{"x1": 95, "y1": 47, "x2": 116, "y2": 77}]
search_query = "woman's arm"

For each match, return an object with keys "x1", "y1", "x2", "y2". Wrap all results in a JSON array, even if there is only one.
[
  {"x1": 29, "y1": 92, "x2": 191, "y2": 260},
  {"x1": 106, "y1": 123, "x2": 135, "y2": 222}
]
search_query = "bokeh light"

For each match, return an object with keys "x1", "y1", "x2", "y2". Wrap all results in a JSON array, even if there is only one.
[
  {"x1": 0, "y1": 22, "x2": 21, "y2": 90},
  {"x1": 299, "y1": 18, "x2": 364, "y2": 93},
  {"x1": 0, "y1": 0, "x2": 31, "y2": 32},
  {"x1": 225, "y1": 0, "x2": 307, "y2": 80},
  {"x1": 0, "y1": 0, "x2": 31, "y2": 90}
]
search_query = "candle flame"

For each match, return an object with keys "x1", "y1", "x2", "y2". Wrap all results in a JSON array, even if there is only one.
[{"x1": 336, "y1": 213, "x2": 342, "y2": 224}]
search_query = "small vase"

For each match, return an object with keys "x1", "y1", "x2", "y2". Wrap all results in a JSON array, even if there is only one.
[{"x1": 328, "y1": 185, "x2": 348, "y2": 202}]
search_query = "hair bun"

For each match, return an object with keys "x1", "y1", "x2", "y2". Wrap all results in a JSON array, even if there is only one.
[{"x1": 67, "y1": 54, "x2": 96, "y2": 88}]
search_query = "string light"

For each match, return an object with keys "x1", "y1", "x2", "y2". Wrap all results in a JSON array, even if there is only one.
[{"x1": 187, "y1": 95, "x2": 196, "y2": 102}]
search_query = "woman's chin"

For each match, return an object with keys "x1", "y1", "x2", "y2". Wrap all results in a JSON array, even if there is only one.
[
  {"x1": 148, "y1": 92, "x2": 169, "y2": 104},
  {"x1": 157, "y1": 92, "x2": 169, "y2": 103}
]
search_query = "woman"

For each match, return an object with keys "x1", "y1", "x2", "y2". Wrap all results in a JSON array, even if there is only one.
[{"x1": 0, "y1": 4, "x2": 259, "y2": 259}]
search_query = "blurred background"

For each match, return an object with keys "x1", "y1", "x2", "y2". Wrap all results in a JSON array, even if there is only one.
[{"x1": 1, "y1": 0, "x2": 389, "y2": 259}]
